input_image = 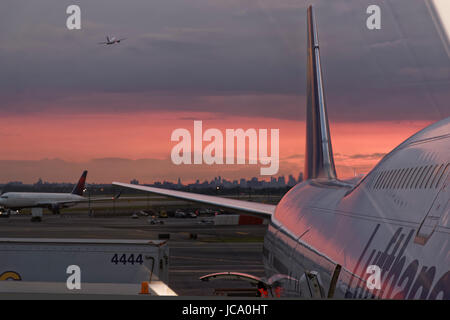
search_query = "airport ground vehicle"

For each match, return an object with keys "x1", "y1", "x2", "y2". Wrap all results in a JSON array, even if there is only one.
[
  {"x1": 159, "y1": 210, "x2": 168, "y2": 218},
  {"x1": 148, "y1": 217, "x2": 164, "y2": 225},
  {"x1": 0, "y1": 238, "x2": 174, "y2": 296},
  {"x1": 175, "y1": 210, "x2": 186, "y2": 218}
]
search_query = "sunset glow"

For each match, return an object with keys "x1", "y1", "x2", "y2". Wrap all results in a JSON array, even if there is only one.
[{"x1": 0, "y1": 110, "x2": 433, "y2": 183}]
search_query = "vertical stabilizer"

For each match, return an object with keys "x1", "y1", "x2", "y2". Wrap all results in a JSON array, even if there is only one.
[
  {"x1": 71, "y1": 170, "x2": 87, "y2": 195},
  {"x1": 304, "y1": 6, "x2": 337, "y2": 180}
]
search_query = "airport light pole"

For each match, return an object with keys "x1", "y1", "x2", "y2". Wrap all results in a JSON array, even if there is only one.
[
  {"x1": 86, "y1": 185, "x2": 92, "y2": 217},
  {"x1": 113, "y1": 186, "x2": 116, "y2": 215}
]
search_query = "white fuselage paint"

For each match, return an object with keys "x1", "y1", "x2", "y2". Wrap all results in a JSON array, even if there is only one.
[
  {"x1": 0, "y1": 192, "x2": 84, "y2": 209},
  {"x1": 264, "y1": 118, "x2": 450, "y2": 299}
]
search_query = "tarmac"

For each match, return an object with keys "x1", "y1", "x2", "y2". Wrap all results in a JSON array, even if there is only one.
[{"x1": 0, "y1": 214, "x2": 268, "y2": 296}]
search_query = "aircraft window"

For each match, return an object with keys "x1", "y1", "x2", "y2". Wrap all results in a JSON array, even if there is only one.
[
  {"x1": 434, "y1": 163, "x2": 449, "y2": 189},
  {"x1": 375, "y1": 171, "x2": 386, "y2": 189},
  {"x1": 381, "y1": 170, "x2": 393, "y2": 189},
  {"x1": 391, "y1": 169, "x2": 401, "y2": 189},
  {"x1": 429, "y1": 164, "x2": 444, "y2": 189},
  {"x1": 373, "y1": 171, "x2": 385, "y2": 189},
  {"x1": 414, "y1": 166, "x2": 427, "y2": 188},
  {"x1": 371, "y1": 172, "x2": 379, "y2": 189},
  {"x1": 415, "y1": 166, "x2": 429, "y2": 189},
  {"x1": 425, "y1": 164, "x2": 439, "y2": 188},
  {"x1": 386, "y1": 170, "x2": 396, "y2": 189},
  {"x1": 417, "y1": 165, "x2": 432, "y2": 189},
  {"x1": 375, "y1": 171, "x2": 384, "y2": 189},
  {"x1": 403, "y1": 167, "x2": 417, "y2": 189},
  {"x1": 0, "y1": 196, "x2": 8, "y2": 199},
  {"x1": 389, "y1": 170, "x2": 399, "y2": 189},
  {"x1": 386, "y1": 170, "x2": 397, "y2": 189},
  {"x1": 388, "y1": 169, "x2": 399, "y2": 189},
  {"x1": 376, "y1": 171, "x2": 387, "y2": 189},
  {"x1": 411, "y1": 166, "x2": 425, "y2": 189},
  {"x1": 381, "y1": 170, "x2": 391, "y2": 189},
  {"x1": 423, "y1": 165, "x2": 439, "y2": 189},
  {"x1": 392, "y1": 169, "x2": 403, "y2": 189},
  {"x1": 395, "y1": 169, "x2": 407, "y2": 189},
  {"x1": 400, "y1": 168, "x2": 412, "y2": 189}
]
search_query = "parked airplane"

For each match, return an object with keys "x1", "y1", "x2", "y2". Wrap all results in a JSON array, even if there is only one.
[
  {"x1": 0, "y1": 171, "x2": 120, "y2": 215},
  {"x1": 98, "y1": 36, "x2": 126, "y2": 45},
  {"x1": 113, "y1": 6, "x2": 449, "y2": 299}
]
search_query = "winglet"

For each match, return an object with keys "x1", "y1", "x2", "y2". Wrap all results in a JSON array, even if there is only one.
[
  {"x1": 71, "y1": 170, "x2": 87, "y2": 196},
  {"x1": 304, "y1": 6, "x2": 337, "y2": 181}
]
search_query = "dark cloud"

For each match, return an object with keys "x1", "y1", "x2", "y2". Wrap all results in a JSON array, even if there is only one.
[
  {"x1": 0, "y1": 0, "x2": 448, "y2": 121},
  {"x1": 347, "y1": 153, "x2": 387, "y2": 160},
  {"x1": 282, "y1": 154, "x2": 304, "y2": 160}
]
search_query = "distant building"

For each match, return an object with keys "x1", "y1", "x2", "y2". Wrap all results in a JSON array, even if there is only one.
[
  {"x1": 277, "y1": 176, "x2": 286, "y2": 186},
  {"x1": 7, "y1": 181, "x2": 23, "y2": 186},
  {"x1": 287, "y1": 174, "x2": 296, "y2": 187}
]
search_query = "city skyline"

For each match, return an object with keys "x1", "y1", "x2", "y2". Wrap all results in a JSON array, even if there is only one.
[{"x1": 2, "y1": 172, "x2": 304, "y2": 188}]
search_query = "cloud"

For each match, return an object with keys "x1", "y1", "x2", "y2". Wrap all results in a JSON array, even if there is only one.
[
  {"x1": 282, "y1": 154, "x2": 304, "y2": 160},
  {"x1": 347, "y1": 153, "x2": 386, "y2": 160},
  {"x1": 0, "y1": 0, "x2": 447, "y2": 122}
]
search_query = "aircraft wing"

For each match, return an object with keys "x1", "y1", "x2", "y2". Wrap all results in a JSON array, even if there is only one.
[{"x1": 112, "y1": 182, "x2": 275, "y2": 218}]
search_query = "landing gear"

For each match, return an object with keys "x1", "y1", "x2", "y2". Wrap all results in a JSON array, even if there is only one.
[{"x1": 51, "y1": 207, "x2": 61, "y2": 215}]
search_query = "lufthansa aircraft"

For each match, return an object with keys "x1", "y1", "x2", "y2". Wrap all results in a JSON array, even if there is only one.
[
  {"x1": 0, "y1": 171, "x2": 119, "y2": 215},
  {"x1": 113, "y1": 6, "x2": 449, "y2": 299}
]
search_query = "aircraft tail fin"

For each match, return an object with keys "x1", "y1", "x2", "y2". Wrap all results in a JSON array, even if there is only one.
[
  {"x1": 71, "y1": 170, "x2": 87, "y2": 195},
  {"x1": 304, "y1": 5, "x2": 337, "y2": 180}
]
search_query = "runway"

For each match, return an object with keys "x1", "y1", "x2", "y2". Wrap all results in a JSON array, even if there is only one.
[{"x1": 0, "y1": 215, "x2": 268, "y2": 296}]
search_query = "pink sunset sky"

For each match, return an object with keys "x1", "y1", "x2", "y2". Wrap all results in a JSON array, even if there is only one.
[{"x1": 0, "y1": 110, "x2": 433, "y2": 184}]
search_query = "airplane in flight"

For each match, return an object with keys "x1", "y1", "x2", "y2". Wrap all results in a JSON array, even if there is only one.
[
  {"x1": 98, "y1": 36, "x2": 126, "y2": 45},
  {"x1": 113, "y1": 6, "x2": 449, "y2": 299},
  {"x1": 0, "y1": 170, "x2": 120, "y2": 215}
]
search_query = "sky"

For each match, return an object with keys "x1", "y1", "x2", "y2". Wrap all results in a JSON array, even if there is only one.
[{"x1": 0, "y1": 0, "x2": 448, "y2": 184}]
